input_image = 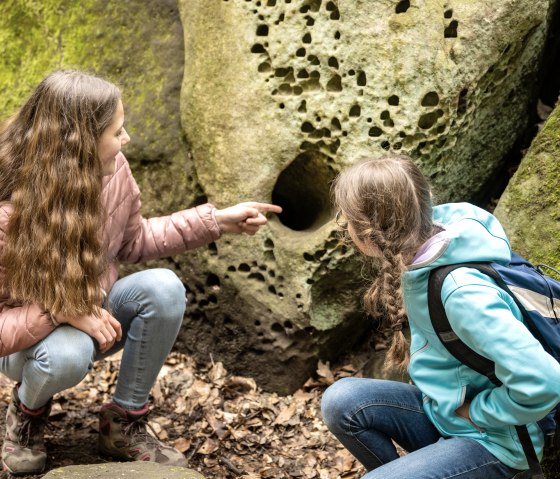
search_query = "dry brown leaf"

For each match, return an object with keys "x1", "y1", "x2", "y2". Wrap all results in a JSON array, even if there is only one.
[
  {"x1": 172, "y1": 437, "x2": 191, "y2": 453},
  {"x1": 198, "y1": 437, "x2": 220, "y2": 455},
  {"x1": 49, "y1": 402, "x2": 65, "y2": 418},
  {"x1": 225, "y1": 376, "x2": 257, "y2": 394},
  {"x1": 209, "y1": 361, "x2": 227, "y2": 385},
  {"x1": 205, "y1": 411, "x2": 228, "y2": 439},
  {"x1": 273, "y1": 402, "x2": 298, "y2": 426},
  {"x1": 316, "y1": 361, "x2": 335, "y2": 385},
  {"x1": 333, "y1": 449, "x2": 357, "y2": 473},
  {"x1": 293, "y1": 389, "x2": 315, "y2": 403},
  {"x1": 241, "y1": 474, "x2": 261, "y2": 479}
]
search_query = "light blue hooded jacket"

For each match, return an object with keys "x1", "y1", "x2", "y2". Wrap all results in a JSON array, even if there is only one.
[{"x1": 404, "y1": 202, "x2": 560, "y2": 470}]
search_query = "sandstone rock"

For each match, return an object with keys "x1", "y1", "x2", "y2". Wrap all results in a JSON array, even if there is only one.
[
  {"x1": 177, "y1": 0, "x2": 552, "y2": 391},
  {"x1": 42, "y1": 461, "x2": 205, "y2": 479},
  {"x1": 0, "y1": 0, "x2": 556, "y2": 393},
  {"x1": 494, "y1": 102, "x2": 560, "y2": 269}
]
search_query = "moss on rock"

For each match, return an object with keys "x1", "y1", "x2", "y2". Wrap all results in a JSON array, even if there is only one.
[
  {"x1": 494, "y1": 104, "x2": 560, "y2": 269},
  {"x1": 0, "y1": 0, "x2": 190, "y2": 211}
]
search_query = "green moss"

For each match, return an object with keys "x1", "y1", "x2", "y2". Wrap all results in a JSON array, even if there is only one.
[
  {"x1": 0, "y1": 0, "x2": 188, "y2": 213},
  {"x1": 494, "y1": 105, "x2": 560, "y2": 268}
]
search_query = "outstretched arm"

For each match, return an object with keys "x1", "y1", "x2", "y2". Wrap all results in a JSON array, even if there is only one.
[{"x1": 115, "y1": 158, "x2": 281, "y2": 262}]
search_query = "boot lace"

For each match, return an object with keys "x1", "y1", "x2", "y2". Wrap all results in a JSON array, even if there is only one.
[
  {"x1": 121, "y1": 411, "x2": 162, "y2": 448},
  {"x1": 16, "y1": 410, "x2": 50, "y2": 449}
]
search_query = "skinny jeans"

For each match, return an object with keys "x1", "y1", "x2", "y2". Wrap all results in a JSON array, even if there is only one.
[
  {"x1": 0, "y1": 268, "x2": 185, "y2": 410},
  {"x1": 321, "y1": 377, "x2": 530, "y2": 479}
]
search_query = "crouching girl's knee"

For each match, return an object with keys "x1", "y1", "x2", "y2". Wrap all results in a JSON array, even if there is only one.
[
  {"x1": 42, "y1": 327, "x2": 95, "y2": 384},
  {"x1": 321, "y1": 377, "x2": 356, "y2": 430},
  {"x1": 145, "y1": 268, "x2": 186, "y2": 319}
]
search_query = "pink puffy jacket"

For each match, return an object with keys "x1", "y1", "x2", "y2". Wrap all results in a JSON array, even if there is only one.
[{"x1": 0, "y1": 153, "x2": 221, "y2": 356}]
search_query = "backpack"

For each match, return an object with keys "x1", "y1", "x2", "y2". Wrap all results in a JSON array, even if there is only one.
[{"x1": 427, "y1": 252, "x2": 560, "y2": 479}]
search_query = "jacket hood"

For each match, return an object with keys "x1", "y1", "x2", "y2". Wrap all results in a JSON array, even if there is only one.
[{"x1": 408, "y1": 202, "x2": 511, "y2": 273}]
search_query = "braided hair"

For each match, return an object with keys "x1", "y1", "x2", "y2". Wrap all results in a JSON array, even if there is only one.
[{"x1": 332, "y1": 155, "x2": 434, "y2": 371}]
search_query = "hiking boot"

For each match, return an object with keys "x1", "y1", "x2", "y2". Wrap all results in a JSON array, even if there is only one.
[
  {"x1": 98, "y1": 402, "x2": 188, "y2": 466},
  {"x1": 1, "y1": 386, "x2": 51, "y2": 475}
]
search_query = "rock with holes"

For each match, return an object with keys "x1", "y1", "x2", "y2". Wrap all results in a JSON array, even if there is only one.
[{"x1": 177, "y1": 0, "x2": 553, "y2": 392}]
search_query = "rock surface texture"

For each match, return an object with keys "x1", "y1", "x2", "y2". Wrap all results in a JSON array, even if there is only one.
[
  {"x1": 0, "y1": 0, "x2": 555, "y2": 393},
  {"x1": 494, "y1": 103, "x2": 560, "y2": 269},
  {"x1": 178, "y1": 0, "x2": 551, "y2": 392}
]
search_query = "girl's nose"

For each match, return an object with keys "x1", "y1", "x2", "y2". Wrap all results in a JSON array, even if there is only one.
[{"x1": 121, "y1": 128, "x2": 131, "y2": 145}]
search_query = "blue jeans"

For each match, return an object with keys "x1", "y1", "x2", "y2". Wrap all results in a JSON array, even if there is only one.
[
  {"x1": 321, "y1": 378, "x2": 529, "y2": 479},
  {"x1": 0, "y1": 268, "x2": 185, "y2": 410}
]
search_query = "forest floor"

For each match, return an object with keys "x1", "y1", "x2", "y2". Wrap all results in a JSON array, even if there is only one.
[{"x1": 0, "y1": 349, "x2": 374, "y2": 479}]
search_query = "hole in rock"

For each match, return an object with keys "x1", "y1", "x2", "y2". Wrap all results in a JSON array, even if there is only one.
[
  {"x1": 349, "y1": 104, "x2": 361, "y2": 117},
  {"x1": 326, "y1": 74, "x2": 342, "y2": 92},
  {"x1": 421, "y1": 91, "x2": 440, "y2": 107},
  {"x1": 256, "y1": 25, "x2": 269, "y2": 36},
  {"x1": 206, "y1": 274, "x2": 221, "y2": 287},
  {"x1": 444, "y1": 20, "x2": 458, "y2": 38},
  {"x1": 368, "y1": 126, "x2": 383, "y2": 136},
  {"x1": 396, "y1": 0, "x2": 410, "y2": 14},
  {"x1": 418, "y1": 111, "x2": 438, "y2": 129},
  {"x1": 272, "y1": 152, "x2": 337, "y2": 231}
]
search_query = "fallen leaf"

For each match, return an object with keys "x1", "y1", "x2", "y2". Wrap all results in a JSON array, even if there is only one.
[
  {"x1": 273, "y1": 402, "x2": 297, "y2": 426},
  {"x1": 198, "y1": 437, "x2": 220, "y2": 455},
  {"x1": 172, "y1": 437, "x2": 191, "y2": 453}
]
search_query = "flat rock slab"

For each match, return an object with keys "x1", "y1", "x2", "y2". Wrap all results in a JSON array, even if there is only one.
[{"x1": 42, "y1": 461, "x2": 205, "y2": 479}]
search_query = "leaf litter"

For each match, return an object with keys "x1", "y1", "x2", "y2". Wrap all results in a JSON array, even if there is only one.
[{"x1": 0, "y1": 352, "x2": 368, "y2": 479}]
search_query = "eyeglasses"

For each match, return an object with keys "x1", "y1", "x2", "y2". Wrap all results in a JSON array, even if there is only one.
[{"x1": 335, "y1": 210, "x2": 348, "y2": 230}]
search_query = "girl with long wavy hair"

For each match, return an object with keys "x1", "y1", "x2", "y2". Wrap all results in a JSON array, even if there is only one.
[
  {"x1": 0, "y1": 70, "x2": 281, "y2": 475},
  {"x1": 321, "y1": 155, "x2": 560, "y2": 478}
]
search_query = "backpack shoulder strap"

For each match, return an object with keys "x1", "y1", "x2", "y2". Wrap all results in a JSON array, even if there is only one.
[
  {"x1": 427, "y1": 262, "x2": 545, "y2": 479},
  {"x1": 427, "y1": 262, "x2": 501, "y2": 386}
]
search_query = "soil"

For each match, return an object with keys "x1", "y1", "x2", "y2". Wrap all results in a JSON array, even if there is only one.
[{"x1": 0, "y1": 349, "x2": 374, "y2": 479}]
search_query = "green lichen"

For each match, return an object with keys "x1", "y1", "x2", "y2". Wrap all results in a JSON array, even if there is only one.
[
  {"x1": 494, "y1": 105, "x2": 560, "y2": 269},
  {"x1": 0, "y1": 0, "x2": 188, "y2": 213}
]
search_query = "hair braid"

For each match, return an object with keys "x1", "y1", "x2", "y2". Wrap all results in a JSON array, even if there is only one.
[
  {"x1": 332, "y1": 155, "x2": 434, "y2": 372},
  {"x1": 362, "y1": 230, "x2": 410, "y2": 371}
]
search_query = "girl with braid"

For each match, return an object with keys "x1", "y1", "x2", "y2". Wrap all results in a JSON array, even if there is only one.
[
  {"x1": 321, "y1": 155, "x2": 560, "y2": 478},
  {"x1": 0, "y1": 70, "x2": 281, "y2": 475}
]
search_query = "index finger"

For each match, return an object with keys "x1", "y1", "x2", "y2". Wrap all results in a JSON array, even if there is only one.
[
  {"x1": 108, "y1": 316, "x2": 123, "y2": 342},
  {"x1": 247, "y1": 202, "x2": 283, "y2": 214}
]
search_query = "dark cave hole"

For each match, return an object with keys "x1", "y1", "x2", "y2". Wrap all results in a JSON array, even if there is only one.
[{"x1": 271, "y1": 152, "x2": 337, "y2": 231}]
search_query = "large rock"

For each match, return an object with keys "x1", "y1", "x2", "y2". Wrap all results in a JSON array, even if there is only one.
[
  {"x1": 494, "y1": 103, "x2": 560, "y2": 268},
  {"x1": 0, "y1": 0, "x2": 556, "y2": 393},
  {"x1": 177, "y1": 0, "x2": 552, "y2": 392},
  {"x1": 0, "y1": 0, "x2": 190, "y2": 212},
  {"x1": 42, "y1": 462, "x2": 205, "y2": 479}
]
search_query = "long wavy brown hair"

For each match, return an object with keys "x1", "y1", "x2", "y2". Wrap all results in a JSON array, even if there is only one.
[
  {"x1": 332, "y1": 155, "x2": 434, "y2": 371},
  {"x1": 0, "y1": 70, "x2": 121, "y2": 317}
]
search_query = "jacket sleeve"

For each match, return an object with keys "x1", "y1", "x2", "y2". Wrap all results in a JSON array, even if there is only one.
[
  {"x1": 0, "y1": 206, "x2": 56, "y2": 356},
  {"x1": 116, "y1": 164, "x2": 222, "y2": 263},
  {"x1": 0, "y1": 303, "x2": 56, "y2": 357},
  {"x1": 442, "y1": 270, "x2": 560, "y2": 429}
]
